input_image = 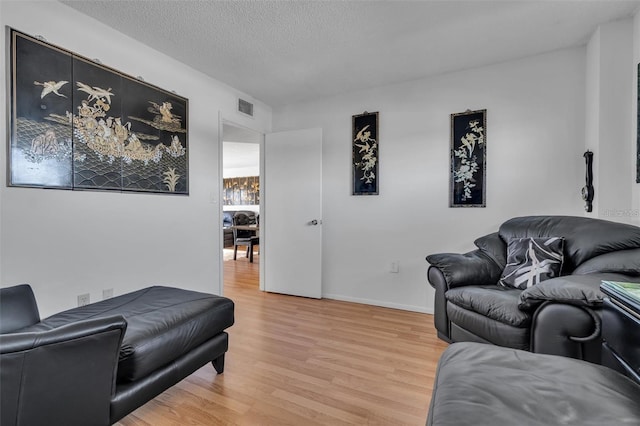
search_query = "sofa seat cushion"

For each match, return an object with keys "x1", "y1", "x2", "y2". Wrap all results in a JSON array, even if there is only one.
[
  {"x1": 446, "y1": 285, "x2": 530, "y2": 327},
  {"x1": 447, "y1": 304, "x2": 530, "y2": 350},
  {"x1": 21, "y1": 286, "x2": 234, "y2": 382}
]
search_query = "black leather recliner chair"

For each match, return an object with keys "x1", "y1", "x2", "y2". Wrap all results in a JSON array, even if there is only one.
[{"x1": 426, "y1": 216, "x2": 640, "y2": 363}]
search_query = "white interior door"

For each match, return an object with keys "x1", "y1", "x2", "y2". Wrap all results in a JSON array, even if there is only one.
[{"x1": 263, "y1": 128, "x2": 322, "y2": 298}]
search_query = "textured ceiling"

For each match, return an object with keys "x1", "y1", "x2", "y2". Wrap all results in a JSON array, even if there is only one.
[{"x1": 61, "y1": 0, "x2": 640, "y2": 107}]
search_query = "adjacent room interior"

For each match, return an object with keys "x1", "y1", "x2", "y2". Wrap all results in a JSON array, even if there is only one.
[{"x1": 221, "y1": 123, "x2": 261, "y2": 292}]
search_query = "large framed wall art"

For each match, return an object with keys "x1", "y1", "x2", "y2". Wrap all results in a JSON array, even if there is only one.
[
  {"x1": 450, "y1": 109, "x2": 486, "y2": 207},
  {"x1": 223, "y1": 176, "x2": 259, "y2": 205},
  {"x1": 352, "y1": 111, "x2": 379, "y2": 195},
  {"x1": 8, "y1": 29, "x2": 189, "y2": 194}
]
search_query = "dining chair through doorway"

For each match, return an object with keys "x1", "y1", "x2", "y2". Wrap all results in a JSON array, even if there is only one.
[{"x1": 232, "y1": 212, "x2": 259, "y2": 263}]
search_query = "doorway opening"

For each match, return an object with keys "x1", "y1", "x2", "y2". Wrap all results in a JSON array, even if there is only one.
[{"x1": 221, "y1": 122, "x2": 263, "y2": 293}]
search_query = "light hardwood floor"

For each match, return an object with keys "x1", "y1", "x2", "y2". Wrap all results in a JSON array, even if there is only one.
[{"x1": 117, "y1": 253, "x2": 448, "y2": 425}]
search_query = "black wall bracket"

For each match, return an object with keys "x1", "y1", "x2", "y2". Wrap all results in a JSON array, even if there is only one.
[{"x1": 582, "y1": 150, "x2": 594, "y2": 212}]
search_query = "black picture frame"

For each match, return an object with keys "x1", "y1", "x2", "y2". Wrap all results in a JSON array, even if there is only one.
[
  {"x1": 8, "y1": 28, "x2": 189, "y2": 194},
  {"x1": 450, "y1": 109, "x2": 486, "y2": 207},
  {"x1": 352, "y1": 111, "x2": 379, "y2": 195}
]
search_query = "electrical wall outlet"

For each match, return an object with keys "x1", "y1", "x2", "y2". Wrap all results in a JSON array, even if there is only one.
[
  {"x1": 390, "y1": 261, "x2": 399, "y2": 273},
  {"x1": 102, "y1": 288, "x2": 114, "y2": 300},
  {"x1": 77, "y1": 293, "x2": 90, "y2": 306}
]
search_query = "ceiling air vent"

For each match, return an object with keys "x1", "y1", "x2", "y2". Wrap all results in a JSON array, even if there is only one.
[{"x1": 238, "y1": 98, "x2": 254, "y2": 117}]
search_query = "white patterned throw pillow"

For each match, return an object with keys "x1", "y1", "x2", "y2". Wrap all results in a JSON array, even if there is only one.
[{"x1": 499, "y1": 237, "x2": 564, "y2": 289}]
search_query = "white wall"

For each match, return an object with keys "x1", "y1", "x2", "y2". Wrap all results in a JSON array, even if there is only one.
[
  {"x1": 0, "y1": 1, "x2": 271, "y2": 316},
  {"x1": 273, "y1": 48, "x2": 587, "y2": 313},
  {"x1": 222, "y1": 142, "x2": 260, "y2": 178},
  {"x1": 223, "y1": 169, "x2": 260, "y2": 178},
  {"x1": 585, "y1": 27, "x2": 601, "y2": 215},
  {"x1": 634, "y1": 10, "x2": 640, "y2": 220},
  {"x1": 585, "y1": 17, "x2": 637, "y2": 224},
  {"x1": 4, "y1": 3, "x2": 636, "y2": 318}
]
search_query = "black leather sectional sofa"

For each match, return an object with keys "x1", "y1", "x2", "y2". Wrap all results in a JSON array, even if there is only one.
[
  {"x1": 0, "y1": 284, "x2": 234, "y2": 426},
  {"x1": 427, "y1": 215, "x2": 640, "y2": 363}
]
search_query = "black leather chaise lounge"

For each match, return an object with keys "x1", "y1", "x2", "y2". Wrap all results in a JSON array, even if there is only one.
[{"x1": 0, "y1": 284, "x2": 234, "y2": 426}]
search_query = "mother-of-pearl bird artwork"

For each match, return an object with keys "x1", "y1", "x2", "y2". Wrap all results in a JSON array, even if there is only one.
[
  {"x1": 450, "y1": 109, "x2": 486, "y2": 207},
  {"x1": 9, "y1": 29, "x2": 189, "y2": 194},
  {"x1": 352, "y1": 111, "x2": 379, "y2": 195}
]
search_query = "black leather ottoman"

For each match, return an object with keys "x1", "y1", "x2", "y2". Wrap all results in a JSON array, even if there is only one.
[{"x1": 427, "y1": 342, "x2": 640, "y2": 426}]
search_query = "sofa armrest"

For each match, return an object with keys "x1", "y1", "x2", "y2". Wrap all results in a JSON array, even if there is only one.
[
  {"x1": 426, "y1": 250, "x2": 502, "y2": 289},
  {"x1": 1, "y1": 315, "x2": 127, "y2": 426},
  {"x1": 518, "y1": 276, "x2": 603, "y2": 312},
  {"x1": 518, "y1": 273, "x2": 639, "y2": 312},
  {"x1": 0, "y1": 284, "x2": 40, "y2": 333},
  {"x1": 427, "y1": 250, "x2": 502, "y2": 342},
  {"x1": 530, "y1": 302, "x2": 602, "y2": 363}
]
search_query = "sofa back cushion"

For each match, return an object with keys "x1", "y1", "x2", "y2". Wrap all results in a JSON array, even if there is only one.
[
  {"x1": 474, "y1": 232, "x2": 507, "y2": 269},
  {"x1": 572, "y1": 248, "x2": 640, "y2": 276},
  {"x1": 499, "y1": 216, "x2": 640, "y2": 273},
  {"x1": 223, "y1": 210, "x2": 258, "y2": 227},
  {"x1": 222, "y1": 211, "x2": 234, "y2": 227}
]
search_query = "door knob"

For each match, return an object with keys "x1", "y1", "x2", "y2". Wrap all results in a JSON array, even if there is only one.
[{"x1": 309, "y1": 219, "x2": 320, "y2": 226}]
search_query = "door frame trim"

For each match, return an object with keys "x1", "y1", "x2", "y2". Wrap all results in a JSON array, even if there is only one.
[{"x1": 218, "y1": 114, "x2": 265, "y2": 294}]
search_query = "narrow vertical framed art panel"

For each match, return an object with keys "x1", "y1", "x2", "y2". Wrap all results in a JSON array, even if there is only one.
[
  {"x1": 352, "y1": 111, "x2": 378, "y2": 195},
  {"x1": 450, "y1": 109, "x2": 486, "y2": 207},
  {"x1": 9, "y1": 29, "x2": 74, "y2": 189}
]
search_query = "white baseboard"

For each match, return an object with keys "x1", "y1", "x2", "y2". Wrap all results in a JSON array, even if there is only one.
[{"x1": 322, "y1": 293, "x2": 433, "y2": 314}]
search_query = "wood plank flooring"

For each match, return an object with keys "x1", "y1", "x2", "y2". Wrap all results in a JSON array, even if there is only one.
[{"x1": 116, "y1": 253, "x2": 448, "y2": 425}]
